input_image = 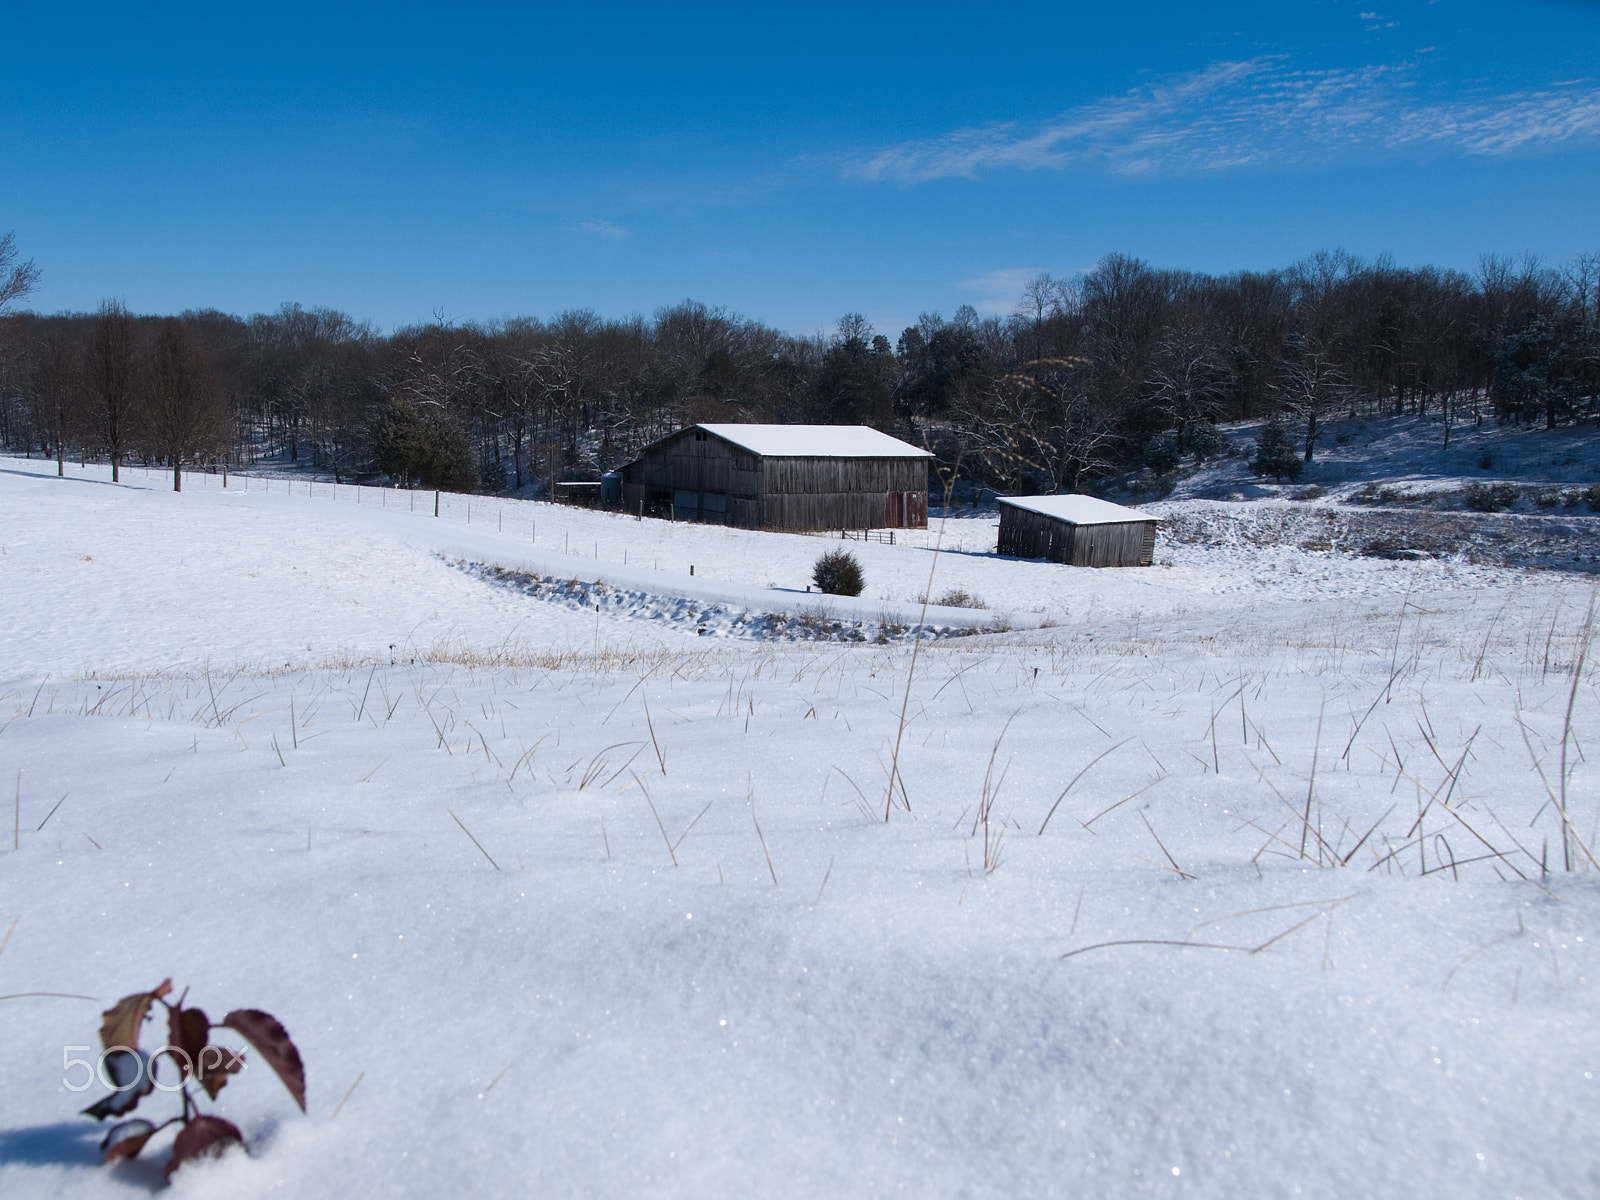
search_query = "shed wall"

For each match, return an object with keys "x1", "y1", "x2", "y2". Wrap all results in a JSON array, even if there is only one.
[{"x1": 997, "y1": 506, "x2": 1157, "y2": 567}]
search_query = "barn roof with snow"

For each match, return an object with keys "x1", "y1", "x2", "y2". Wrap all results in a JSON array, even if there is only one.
[
  {"x1": 619, "y1": 424, "x2": 931, "y2": 531},
  {"x1": 693, "y1": 424, "x2": 930, "y2": 459}
]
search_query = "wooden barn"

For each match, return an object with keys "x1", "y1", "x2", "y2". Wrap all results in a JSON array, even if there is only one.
[
  {"x1": 618, "y1": 424, "x2": 931, "y2": 532},
  {"x1": 996, "y1": 494, "x2": 1159, "y2": 567}
]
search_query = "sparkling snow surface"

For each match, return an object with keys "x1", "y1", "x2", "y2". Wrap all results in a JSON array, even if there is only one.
[{"x1": 1, "y1": 455, "x2": 1597, "y2": 1199}]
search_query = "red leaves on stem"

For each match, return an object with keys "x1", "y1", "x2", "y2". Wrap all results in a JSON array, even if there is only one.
[
  {"x1": 76, "y1": 980, "x2": 306, "y2": 1178},
  {"x1": 221, "y1": 1009, "x2": 306, "y2": 1111},
  {"x1": 99, "y1": 1118, "x2": 158, "y2": 1163},
  {"x1": 165, "y1": 1115, "x2": 244, "y2": 1178},
  {"x1": 97, "y1": 979, "x2": 172, "y2": 1054}
]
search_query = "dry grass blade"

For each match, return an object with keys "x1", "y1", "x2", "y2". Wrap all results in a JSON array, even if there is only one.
[
  {"x1": 632, "y1": 771, "x2": 677, "y2": 866},
  {"x1": 672, "y1": 799, "x2": 715, "y2": 853},
  {"x1": 815, "y1": 855, "x2": 835, "y2": 905},
  {"x1": 643, "y1": 693, "x2": 666, "y2": 775},
  {"x1": 1340, "y1": 804, "x2": 1395, "y2": 866},
  {"x1": 1081, "y1": 775, "x2": 1168, "y2": 831},
  {"x1": 1186, "y1": 894, "x2": 1358, "y2": 941},
  {"x1": 448, "y1": 809, "x2": 501, "y2": 871},
  {"x1": 1038, "y1": 738, "x2": 1133, "y2": 835},
  {"x1": 1061, "y1": 938, "x2": 1252, "y2": 960},
  {"x1": 1137, "y1": 810, "x2": 1195, "y2": 880},
  {"x1": 1442, "y1": 920, "x2": 1525, "y2": 992},
  {"x1": 1062, "y1": 894, "x2": 1361, "y2": 961},
  {"x1": 35, "y1": 793, "x2": 67, "y2": 832},
  {"x1": 1557, "y1": 593, "x2": 1598, "y2": 871},
  {"x1": 750, "y1": 782, "x2": 778, "y2": 886},
  {"x1": 1341, "y1": 663, "x2": 1407, "y2": 761},
  {"x1": 355, "y1": 665, "x2": 376, "y2": 724},
  {"x1": 830, "y1": 766, "x2": 874, "y2": 822},
  {"x1": 579, "y1": 741, "x2": 644, "y2": 789},
  {"x1": 1374, "y1": 743, "x2": 1531, "y2": 881},
  {"x1": 1300, "y1": 700, "x2": 1325, "y2": 861},
  {"x1": 329, "y1": 1072, "x2": 364, "y2": 1121},
  {"x1": 1241, "y1": 750, "x2": 1338, "y2": 863},
  {"x1": 884, "y1": 455, "x2": 964, "y2": 820}
]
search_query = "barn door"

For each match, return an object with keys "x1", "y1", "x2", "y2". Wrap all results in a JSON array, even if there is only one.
[
  {"x1": 909, "y1": 491, "x2": 926, "y2": 528},
  {"x1": 885, "y1": 491, "x2": 904, "y2": 527}
]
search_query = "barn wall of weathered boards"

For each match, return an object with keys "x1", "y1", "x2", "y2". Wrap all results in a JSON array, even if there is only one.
[
  {"x1": 619, "y1": 425, "x2": 931, "y2": 531},
  {"x1": 996, "y1": 498, "x2": 1158, "y2": 567}
]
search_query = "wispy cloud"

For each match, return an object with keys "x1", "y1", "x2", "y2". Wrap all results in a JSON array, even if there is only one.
[
  {"x1": 575, "y1": 219, "x2": 631, "y2": 239},
  {"x1": 850, "y1": 58, "x2": 1600, "y2": 183},
  {"x1": 959, "y1": 268, "x2": 1045, "y2": 316}
]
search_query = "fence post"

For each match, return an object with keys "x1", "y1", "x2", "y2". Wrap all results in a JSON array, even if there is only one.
[{"x1": 435, "y1": 491, "x2": 440, "y2": 517}]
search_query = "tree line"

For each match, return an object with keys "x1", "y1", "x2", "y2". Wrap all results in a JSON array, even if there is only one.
[{"x1": 1, "y1": 235, "x2": 1596, "y2": 497}]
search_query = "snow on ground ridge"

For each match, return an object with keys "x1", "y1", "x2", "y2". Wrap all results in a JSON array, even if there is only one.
[{"x1": 2, "y1": 453, "x2": 1599, "y2": 1199}]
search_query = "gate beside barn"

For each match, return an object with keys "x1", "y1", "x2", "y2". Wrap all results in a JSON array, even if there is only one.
[
  {"x1": 619, "y1": 424, "x2": 931, "y2": 532},
  {"x1": 996, "y1": 495, "x2": 1158, "y2": 567}
]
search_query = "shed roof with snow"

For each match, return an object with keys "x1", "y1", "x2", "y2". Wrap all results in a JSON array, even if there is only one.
[
  {"x1": 996, "y1": 494, "x2": 1153, "y2": 526},
  {"x1": 996, "y1": 494, "x2": 1158, "y2": 567}
]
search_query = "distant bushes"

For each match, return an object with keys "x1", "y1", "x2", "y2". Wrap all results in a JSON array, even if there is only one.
[
  {"x1": 1464, "y1": 482, "x2": 1520, "y2": 513},
  {"x1": 932, "y1": 587, "x2": 986, "y2": 609}
]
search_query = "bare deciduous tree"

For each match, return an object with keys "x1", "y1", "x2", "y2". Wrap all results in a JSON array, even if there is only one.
[
  {"x1": 1274, "y1": 332, "x2": 1350, "y2": 462},
  {"x1": 146, "y1": 318, "x2": 230, "y2": 490},
  {"x1": 1144, "y1": 321, "x2": 1228, "y2": 457},
  {"x1": 0, "y1": 232, "x2": 40, "y2": 314},
  {"x1": 32, "y1": 332, "x2": 81, "y2": 477},
  {"x1": 85, "y1": 301, "x2": 139, "y2": 483}
]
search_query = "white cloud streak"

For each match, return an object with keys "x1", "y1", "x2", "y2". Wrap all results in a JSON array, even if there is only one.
[
  {"x1": 851, "y1": 58, "x2": 1600, "y2": 183},
  {"x1": 576, "y1": 220, "x2": 631, "y2": 239}
]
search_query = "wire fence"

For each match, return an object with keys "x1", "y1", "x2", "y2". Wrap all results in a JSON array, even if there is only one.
[{"x1": 27, "y1": 458, "x2": 965, "y2": 564}]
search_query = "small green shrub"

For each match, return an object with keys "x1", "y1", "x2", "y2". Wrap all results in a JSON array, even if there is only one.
[{"x1": 812, "y1": 549, "x2": 864, "y2": 596}]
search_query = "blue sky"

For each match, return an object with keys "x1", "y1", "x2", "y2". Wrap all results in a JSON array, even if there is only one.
[{"x1": 4, "y1": 1, "x2": 1598, "y2": 338}]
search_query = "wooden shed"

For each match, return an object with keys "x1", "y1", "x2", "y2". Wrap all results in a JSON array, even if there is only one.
[
  {"x1": 996, "y1": 494, "x2": 1159, "y2": 567},
  {"x1": 619, "y1": 424, "x2": 931, "y2": 532}
]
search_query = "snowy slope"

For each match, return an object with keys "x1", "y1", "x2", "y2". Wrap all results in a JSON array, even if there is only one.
[{"x1": 1, "y1": 455, "x2": 1597, "y2": 1199}]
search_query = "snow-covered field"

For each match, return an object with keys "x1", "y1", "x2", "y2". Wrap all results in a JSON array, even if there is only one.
[{"x1": 2, "y1": 454, "x2": 1598, "y2": 1198}]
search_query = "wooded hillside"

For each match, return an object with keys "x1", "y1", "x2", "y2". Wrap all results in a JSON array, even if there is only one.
[{"x1": 1, "y1": 249, "x2": 1595, "y2": 495}]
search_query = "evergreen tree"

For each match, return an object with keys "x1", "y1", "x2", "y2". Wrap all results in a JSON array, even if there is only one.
[
  {"x1": 1251, "y1": 417, "x2": 1302, "y2": 482},
  {"x1": 373, "y1": 399, "x2": 476, "y2": 491}
]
